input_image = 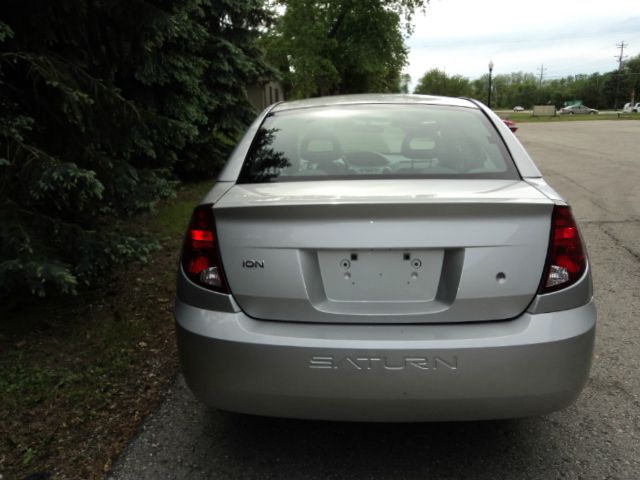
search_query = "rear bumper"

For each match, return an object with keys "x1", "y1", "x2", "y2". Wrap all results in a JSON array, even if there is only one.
[{"x1": 175, "y1": 300, "x2": 596, "y2": 422}]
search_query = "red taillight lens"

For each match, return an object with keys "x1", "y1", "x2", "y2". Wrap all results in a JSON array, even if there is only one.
[
  {"x1": 181, "y1": 204, "x2": 229, "y2": 293},
  {"x1": 540, "y1": 205, "x2": 586, "y2": 294}
]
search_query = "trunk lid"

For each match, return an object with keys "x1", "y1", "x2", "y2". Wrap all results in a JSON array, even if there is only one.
[{"x1": 214, "y1": 179, "x2": 553, "y2": 323}]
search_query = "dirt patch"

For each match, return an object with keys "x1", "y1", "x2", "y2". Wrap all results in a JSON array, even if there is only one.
[{"x1": 0, "y1": 181, "x2": 211, "y2": 479}]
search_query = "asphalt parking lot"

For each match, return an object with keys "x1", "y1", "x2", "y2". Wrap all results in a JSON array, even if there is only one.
[{"x1": 111, "y1": 120, "x2": 640, "y2": 480}]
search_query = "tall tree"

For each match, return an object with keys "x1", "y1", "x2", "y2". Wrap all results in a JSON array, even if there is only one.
[
  {"x1": 0, "y1": 0, "x2": 272, "y2": 300},
  {"x1": 263, "y1": 0, "x2": 427, "y2": 98},
  {"x1": 414, "y1": 69, "x2": 472, "y2": 97}
]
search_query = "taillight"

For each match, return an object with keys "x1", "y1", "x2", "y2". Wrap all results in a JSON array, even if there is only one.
[
  {"x1": 181, "y1": 204, "x2": 229, "y2": 293},
  {"x1": 540, "y1": 205, "x2": 586, "y2": 294}
]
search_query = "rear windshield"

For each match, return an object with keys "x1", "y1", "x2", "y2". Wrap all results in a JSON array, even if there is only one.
[{"x1": 237, "y1": 104, "x2": 519, "y2": 183}]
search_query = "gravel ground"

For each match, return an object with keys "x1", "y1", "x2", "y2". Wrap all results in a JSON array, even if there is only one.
[{"x1": 110, "y1": 120, "x2": 640, "y2": 480}]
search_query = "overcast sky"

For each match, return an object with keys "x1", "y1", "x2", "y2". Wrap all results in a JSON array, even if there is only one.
[{"x1": 406, "y1": 0, "x2": 640, "y2": 84}]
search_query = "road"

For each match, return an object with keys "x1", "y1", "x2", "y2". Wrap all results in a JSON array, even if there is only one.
[{"x1": 110, "y1": 121, "x2": 640, "y2": 480}]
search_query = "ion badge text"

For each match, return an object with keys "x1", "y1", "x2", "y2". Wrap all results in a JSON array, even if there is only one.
[{"x1": 242, "y1": 259, "x2": 265, "y2": 269}]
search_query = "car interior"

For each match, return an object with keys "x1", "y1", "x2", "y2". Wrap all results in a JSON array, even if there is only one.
[{"x1": 241, "y1": 106, "x2": 515, "y2": 181}]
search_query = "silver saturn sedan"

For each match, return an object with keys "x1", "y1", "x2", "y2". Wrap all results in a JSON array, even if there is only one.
[{"x1": 175, "y1": 94, "x2": 595, "y2": 422}]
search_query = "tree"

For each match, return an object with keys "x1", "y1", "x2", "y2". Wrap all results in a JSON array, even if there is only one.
[
  {"x1": 419, "y1": 56, "x2": 640, "y2": 110},
  {"x1": 0, "y1": 0, "x2": 272, "y2": 300},
  {"x1": 414, "y1": 69, "x2": 472, "y2": 97},
  {"x1": 612, "y1": 54, "x2": 640, "y2": 107},
  {"x1": 262, "y1": 0, "x2": 427, "y2": 98}
]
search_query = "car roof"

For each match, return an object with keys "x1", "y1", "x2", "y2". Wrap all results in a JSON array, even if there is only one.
[{"x1": 270, "y1": 94, "x2": 477, "y2": 113}]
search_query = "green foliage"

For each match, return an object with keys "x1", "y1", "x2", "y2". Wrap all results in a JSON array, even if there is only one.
[
  {"x1": 0, "y1": 1, "x2": 272, "y2": 300},
  {"x1": 416, "y1": 55, "x2": 640, "y2": 110},
  {"x1": 462, "y1": 55, "x2": 640, "y2": 108},
  {"x1": 263, "y1": 0, "x2": 427, "y2": 98},
  {"x1": 414, "y1": 69, "x2": 472, "y2": 97}
]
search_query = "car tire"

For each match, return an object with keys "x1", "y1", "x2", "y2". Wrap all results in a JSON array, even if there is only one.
[
  {"x1": 569, "y1": 112, "x2": 574, "y2": 115},
  {"x1": 589, "y1": 111, "x2": 596, "y2": 115}
]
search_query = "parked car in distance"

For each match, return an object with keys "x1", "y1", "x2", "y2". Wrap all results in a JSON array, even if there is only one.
[
  {"x1": 622, "y1": 102, "x2": 640, "y2": 113},
  {"x1": 176, "y1": 94, "x2": 595, "y2": 422},
  {"x1": 558, "y1": 105, "x2": 599, "y2": 115},
  {"x1": 513, "y1": 106, "x2": 525, "y2": 112},
  {"x1": 502, "y1": 118, "x2": 518, "y2": 133}
]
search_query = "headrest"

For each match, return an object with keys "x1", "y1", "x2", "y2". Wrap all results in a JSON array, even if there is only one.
[
  {"x1": 401, "y1": 129, "x2": 439, "y2": 159},
  {"x1": 300, "y1": 132, "x2": 342, "y2": 164}
]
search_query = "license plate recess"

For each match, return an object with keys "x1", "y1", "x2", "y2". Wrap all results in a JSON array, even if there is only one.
[{"x1": 317, "y1": 249, "x2": 443, "y2": 302}]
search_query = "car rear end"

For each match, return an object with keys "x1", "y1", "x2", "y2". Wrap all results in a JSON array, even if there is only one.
[{"x1": 175, "y1": 95, "x2": 595, "y2": 421}]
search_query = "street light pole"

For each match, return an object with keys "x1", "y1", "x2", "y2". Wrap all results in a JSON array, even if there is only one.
[{"x1": 488, "y1": 60, "x2": 494, "y2": 109}]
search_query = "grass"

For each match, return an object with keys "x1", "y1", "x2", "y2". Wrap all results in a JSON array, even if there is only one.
[
  {"x1": 0, "y1": 180, "x2": 212, "y2": 479},
  {"x1": 496, "y1": 111, "x2": 640, "y2": 123}
]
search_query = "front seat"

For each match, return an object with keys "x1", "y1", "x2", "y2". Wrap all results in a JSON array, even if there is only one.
[
  {"x1": 398, "y1": 128, "x2": 441, "y2": 173},
  {"x1": 299, "y1": 132, "x2": 346, "y2": 174}
]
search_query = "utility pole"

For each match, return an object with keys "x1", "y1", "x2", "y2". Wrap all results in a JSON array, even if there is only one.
[
  {"x1": 614, "y1": 41, "x2": 628, "y2": 109},
  {"x1": 537, "y1": 64, "x2": 547, "y2": 87},
  {"x1": 488, "y1": 60, "x2": 494, "y2": 109},
  {"x1": 616, "y1": 41, "x2": 628, "y2": 70}
]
